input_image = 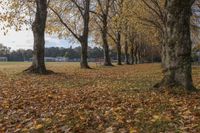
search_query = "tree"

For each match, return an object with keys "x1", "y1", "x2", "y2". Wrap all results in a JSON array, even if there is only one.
[
  {"x1": 128, "y1": 0, "x2": 197, "y2": 90},
  {"x1": 119, "y1": 0, "x2": 156, "y2": 65},
  {"x1": 25, "y1": 0, "x2": 51, "y2": 74},
  {"x1": 124, "y1": 24, "x2": 130, "y2": 64},
  {"x1": 92, "y1": 0, "x2": 114, "y2": 66},
  {"x1": 128, "y1": 0, "x2": 165, "y2": 65},
  {"x1": 0, "y1": 0, "x2": 52, "y2": 74},
  {"x1": 49, "y1": 0, "x2": 91, "y2": 69},
  {"x1": 0, "y1": 44, "x2": 10, "y2": 57},
  {"x1": 109, "y1": 0, "x2": 126, "y2": 65},
  {"x1": 155, "y1": 0, "x2": 197, "y2": 91}
]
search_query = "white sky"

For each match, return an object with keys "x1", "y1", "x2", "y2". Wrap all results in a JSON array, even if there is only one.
[
  {"x1": 0, "y1": 29, "x2": 78, "y2": 50},
  {"x1": 0, "y1": 4, "x2": 77, "y2": 50},
  {"x1": 0, "y1": 1, "x2": 94, "y2": 51}
]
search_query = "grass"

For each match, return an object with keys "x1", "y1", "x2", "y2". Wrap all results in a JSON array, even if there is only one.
[{"x1": 0, "y1": 62, "x2": 200, "y2": 132}]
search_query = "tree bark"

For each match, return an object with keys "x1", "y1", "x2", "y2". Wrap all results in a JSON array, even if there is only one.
[
  {"x1": 102, "y1": 15, "x2": 113, "y2": 66},
  {"x1": 80, "y1": 0, "x2": 90, "y2": 69},
  {"x1": 102, "y1": 32, "x2": 112, "y2": 66},
  {"x1": 130, "y1": 44, "x2": 134, "y2": 64},
  {"x1": 134, "y1": 46, "x2": 138, "y2": 64},
  {"x1": 155, "y1": 0, "x2": 196, "y2": 91},
  {"x1": 25, "y1": 0, "x2": 50, "y2": 74},
  {"x1": 137, "y1": 50, "x2": 141, "y2": 64},
  {"x1": 124, "y1": 39, "x2": 130, "y2": 64},
  {"x1": 80, "y1": 39, "x2": 90, "y2": 69},
  {"x1": 134, "y1": 55, "x2": 137, "y2": 64},
  {"x1": 116, "y1": 32, "x2": 122, "y2": 65},
  {"x1": 161, "y1": 38, "x2": 166, "y2": 68}
]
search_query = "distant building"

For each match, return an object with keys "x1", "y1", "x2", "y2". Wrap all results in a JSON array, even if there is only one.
[
  {"x1": 68, "y1": 58, "x2": 81, "y2": 62},
  {"x1": 0, "y1": 57, "x2": 8, "y2": 62},
  {"x1": 30, "y1": 57, "x2": 69, "y2": 62},
  {"x1": 45, "y1": 57, "x2": 56, "y2": 62},
  {"x1": 55, "y1": 57, "x2": 69, "y2": 62}
]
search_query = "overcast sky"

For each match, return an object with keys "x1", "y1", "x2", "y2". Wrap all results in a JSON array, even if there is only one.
[
  {"x1": 0, "y1": 1, "x2": 76, "y2": 50},
  {"x1": 0, "y1": 2, "x2": 95, "y2": 51},
  {"x1": 0, "y1": 29, "x2": 79, "y2": 50}
]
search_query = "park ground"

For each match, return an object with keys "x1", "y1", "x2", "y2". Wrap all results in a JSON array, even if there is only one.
[{"x1": 0, "y1": 62, "x2": 200, "y2": 132}]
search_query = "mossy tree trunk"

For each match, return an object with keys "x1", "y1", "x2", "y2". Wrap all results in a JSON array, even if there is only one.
[{"x1": 156, "y1": 0, "x2": 196, "y2": 91}]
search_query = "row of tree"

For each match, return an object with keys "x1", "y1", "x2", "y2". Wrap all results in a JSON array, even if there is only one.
[
  {"x1": 0, "y1": 44, "x2": 162, "y2": 62},
  {"x1": 0, "y1": 0, "x2": 199, "y2": 90}
]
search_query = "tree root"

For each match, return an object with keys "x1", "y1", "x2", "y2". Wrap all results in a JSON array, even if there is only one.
[
  {"x1": 23, "y1": 66, "x2": 54, "y2": 75},
  {"x1": 80, "y1": 65, "x2": 92, "y2": 69},
  {"x1": 153, "y1": 79, "x2": 198, "y2": 93},
  {"x1": 103, "y1": 63, "x2": 114, "y2": 67}
]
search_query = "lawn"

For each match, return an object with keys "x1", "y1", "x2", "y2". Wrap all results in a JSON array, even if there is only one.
[{"x1": 0, "y1": 63, "x2": 200, "y2": 132}]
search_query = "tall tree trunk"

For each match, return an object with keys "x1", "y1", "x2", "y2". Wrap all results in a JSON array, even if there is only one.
[
  {"x1": 102, "y1": 32, "x2": 112, "y2": 66},
  {"x1": 116, "y1": 32, "x2": 122, "y2": 65},
  {"x1": 80, "y1": 39, "x2": 90, "y2": 69},
  {"x1": 161, "y1": 39, "x2": 166, "y2": 68},
  {"x1": 124, "y1": 39, "x2": 130, "y2": 64},
  {"x1": 102, "y1": 15, "x2": 112, "y2": 66},
  {"x1": 134, "y1": 46, "x2": 138, "y2": 64},
  {"x1": 137, "y1": 50, "x2": 141, "y2": 64},
  {"x1": 25, "y1": 0, "x2": 49, "y2": 74},
  {"x1": 130, "y1": 44, "x2": 134, "y2": 64},
  {"x1": 80, "y1": 0, "x2": 90, "y2": 69},
  {"x1": 155, "y1": 0, "x2": 196, "y2": 91}
]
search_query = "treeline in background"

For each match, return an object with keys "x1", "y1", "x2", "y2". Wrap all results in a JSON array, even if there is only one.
[{"x1": 0, "y1": 43, "x2": 162, "y2": 63}]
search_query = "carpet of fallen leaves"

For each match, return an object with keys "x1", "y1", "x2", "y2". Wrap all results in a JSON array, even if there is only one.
[{"x1": 0, "y1": 62, "x2": 200, "y2": 133}]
